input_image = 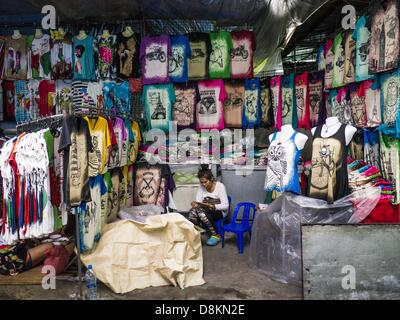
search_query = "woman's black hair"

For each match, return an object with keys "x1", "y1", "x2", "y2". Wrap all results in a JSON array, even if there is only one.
[{"x1": 197, "y1": 164, "x2": 214, "y2": 181}]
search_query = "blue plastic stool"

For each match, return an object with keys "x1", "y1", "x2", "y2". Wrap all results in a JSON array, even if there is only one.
[
  {"x1": 221, "y1": 202, "x2": 256, "y2": 254},
  {"x1": 215, "y1": 195, "x2": 231, "y2": 235}
]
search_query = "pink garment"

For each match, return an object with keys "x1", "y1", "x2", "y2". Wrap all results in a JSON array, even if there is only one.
[
  {"x1": 270, "y1": 75, "x2": 282, "y2": 129},
  {"x1": 230, "y1": 31, "x2": 256, "y2": 79}
]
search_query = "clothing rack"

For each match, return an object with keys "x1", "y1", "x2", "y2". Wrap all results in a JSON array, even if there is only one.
[{"x1": 16, "y1": 114, "x2": 64, "y2": 134}]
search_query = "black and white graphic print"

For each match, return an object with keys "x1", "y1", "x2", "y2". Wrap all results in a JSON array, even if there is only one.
[
  {"x1": 311, "y1": 143, "x2": 336, "y2": 189},
  {"x1": 70, "y1": 135, "x2": 81, "y2": 188},
  {"x1": 384, "y1": 79, "x2": 398, "y2": 124},
  {"x1": 146, "y1": 46, "x2": 166, "y2": 63},
  {"x1": 150, "y1": 92, "x2": 167, "y2": 120},
  {"x1": 296, "y1": 88, "x2": 304, "y2": 113},
  {"x1": 199, "y1": 96, "x2": 217, "y2": 115},
  {"x1": 138, "y1": 171, "x2": 155, "y2": 199},
  {"x1": 246, "y1": 91, "x2": 258, "y2": 119},
  {"x1": 169, "y1": 47, "x2": 184, "y2": 74},
  {"x1": 224, "y1": 91, "x2": 243, "y2": 109},
  {"x1": 266, "y1": 144, "x2": 287, "y2": 189},
  {"x1": 359, "y1": 40, "x2": 370, "y2": 62},
  {"x1": 210, "y1": 43, "x2": 224, "y2": 68},
  {"x1": 231, "y1": 45, "x2": 249, "y2": 60},
  {"x1": 282, "y1": 90, "x2": 292, "y2": 119}
]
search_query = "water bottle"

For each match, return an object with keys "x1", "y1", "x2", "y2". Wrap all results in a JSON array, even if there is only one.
[{"x1": 85, "y1": 265, "x2": 98, "y2": 300}]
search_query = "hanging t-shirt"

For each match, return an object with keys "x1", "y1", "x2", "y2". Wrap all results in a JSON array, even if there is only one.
[
  {"x1": 168, "y1": 35, "x2": 191, "y2": 83},
  {"x1": 173, "y1": 83, "x2": 198, "y2": 129},
  {"x1": 363, "y1": 128, "x2": 381, "y2": 170},
  {"x1": 209, "y1": 31, "x2": 233, "y2": 79},
  {"x1": 59, "y1": 116, "x2": 93, "y2": 206},
  {"x1": 343, "y1": 31, "x2": 356, "y2": 84},
  {"x1": 72, "y1": 35, "x2": 96, "y2": 81},
  {"x1": 316, "y1": 45, "x2": 325, "y2": 71},
  {"x1": 309, "y1": 124, "x2": 350, "y2": 203},
  {"x1": 50, "y1": 31, "x2": 73, "y2": 80},
  {"x1": 281, "y1": 74, "x2": 295, "y2": 126},
  {"x1": 96, "y1": 34, "x2": 117, "y2": 80},
  {"x1": 349, "y1": 83, "x2": 367, "y2": 128},
  {"x1": 363, "y1": 77, "x2": 382, "y2": 127},
  {"x1": 72, "y1": 81, "x2": 102, "y2": 112},
  {"x1": 352, "y1": 15, "x2": 373, "y2": 82},
  {"x1": 14, "y1": 80, "x2": 31, "y2": 123},
  {"x1": 324, "y1": 39, "x2": 334, "y2": 90},
  {"x1": 126, "y1": 165, "x2": 135, "y2": 207},
  {"x1": 121, "y1": 120, "x2": 134, "y2": 167},
  {"x1": 114, "y1": 81, "x2": 130, "y2": 115},
  {"x1": 264, "y1": 131, "x2": 301, "y2": 194},
  {"x1": 27, "y1": 80, "x2": 40, "y2": 120},
  {"x1": 188, "y1": 32, "x2": 212, "y2": 80},
  {"x1": 101, "y1": 171, "x2": 112, "y2": 230},
  {"x1": 108, "y1": 117, "x2": 126, "y2": 169},
  {"x1": 349, "y1": 129, "x2": 364, "y2": 160},
  {"x1": 84, "y1": 116, "x2": 111, "y2": 176},
  {"x1": 295, "y1": 72, "x2": 310, "y2": 129},
  {"x1": 38, "y1": 80, "x2": 55, "y2": 117},
  {"x1": 140, "y1": 35, "x2": 171, "y2": 85},
  {"x1": 55, "y1": 80, "x2": 72, "y2": 114},
  {"x1": 5, "y1": 36, "x2": 28, "y2": 80},
  {"x1": 379, "y1": 69, "x2": 400, "y2": 136},
  {"x1": 331, "y1": 87, "x2": 353, "y2": 125},
  {"x1": 108, "y1": 167, "x2": 122, "y2": 222},
  {"x1": 3, "y1": 80, "x2": 15, "y2": 120},
  {"x1": 116, "y1": 32, "x2": 141, "y2": 78},
  {"x1": 0, "y1": 36, "x2": 5, "y2": 79},
  {"x1": 270, "y1": 75, "x2": 282, "y2": 129},
  {"x1": 142, "y1": 83, "x2": 175, "y2": 132},
  {"x1": 102, "y1": 81, "x2": 115, "y2": 113},
  {"x1": 369, "y1": 0, "x2": 400, "y2": 74},
  {"x1": 243, "y1": 78, "x2": 261, "y2": 129},
  {"x1": 223, "y1": 80, "x2": 245, "y2": 128},
  {"x1": 308, "y1": 71, "x2": 325, "y2": 127},
  {"x1": 230, "y1": 31, "x2": 256, "y2": 79},
  {"x1": 27, "y1": 34, "x2": 51, "y2": 80},
  {"x1": 0, "y1": 80, "x2": 3, "y2": 121},
  {"x1": 260, "y1": 78, "x2": 273, "y2": 128},
  {"x1": 332, "y1": 33, "x2": 345, "y2": 88},
  {"x1": 196, "y1": 80, "x2": 227, "y2": 131}
]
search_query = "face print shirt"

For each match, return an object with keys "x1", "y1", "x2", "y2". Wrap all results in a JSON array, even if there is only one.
[
  {"x1": 173, "y1": 83, "x2": 198, "y2": 129},
  {"x1": 244, "y1": 78, "x2": 261, "y2": 129},
  {"x1": 50, "y1": 31, "x2": 73, "y2": 80},
  {"x1": 324, "y1": 39, "x2": 334, "y2": 89},
  {"x1": 230, "y1": 31, "x2": 256, "y2": 79},
  {"x1": 72, "y1": 35, "x2": 96, "y2": 81},
  {"x1": 27, "y1": 34, "x2": 51, "y2": 80},
  {"x1": 281, "y1": 74, "x2": 295, "y2": 127},
  {"x1": 224, "y1": 80, "x2": 245, "y2": 128},
  {"x1": 352, "y1": 15, "x2": 374, "y2": 82},
  {"x1": 295, "y1": 72, "x2": 310, "y2": 129},
  {"x1": 96, "y1": 34, "x2": 117, "y2": 79},
  {"x1": 369, "y1": 0, "x2": 400, "y2": 74},
  {"x1": 343, "y1": 31, "x2": 356, "y2": 84},
  {"x1": 332, "y1": 32, "x2": 345, "y2": 88},
  {"x1": 5, "y1": 36, "x2": 28, "y2": 80},
  {"x1": 188, "y1": 32, "x2": 212, "y2": 80},
  {"x1": 308, "y1": 71, "x2": 325, "y2": 127},
  {"x1": 209, "y1": 31, "x2": 233, "y2": 79},
  {"x1": 270, "y1": 75, "x2": 282, "y2": 129},
  {"x1": 363, "y1": 77, "x2": 382, "y2": 127},
  {"x1": 116, "y1": 32, "x2": 141, "y2": 78},
  {"x1": 142, "y1": 83, "x2": 175, "y2": 132},
  {"x1": 140, "y1": 35, "x2": 171, "y2": 85},
  {"x1": 379, "y1": 69, "x2": 400, "y2": 136},
  {"x1": 196, "y1": 80, "x2": 227, "y2": 131},
  {"x1": 169, "y1": 35, "x2": 191, "y2": 83},
  {"x1": 260, "y1": 78, "x2": 273, "y2": 128}
]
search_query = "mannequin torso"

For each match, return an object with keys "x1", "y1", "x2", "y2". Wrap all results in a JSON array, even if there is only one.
[
  {"x1": 269, "y1": 124, "x2": 308, "y2": 150},
  {"x1": 11, "y1": 29, "x2": 22, "y2": 40},
  {"x1": 311, "y1": 116, "x2": 356, "y2": 145},
  {"x1": 35, "y1": 28, "x2": 43, "y2": 39},
  {"x1": 58, "y1": 27, "x2": 65, "y2": 38}
]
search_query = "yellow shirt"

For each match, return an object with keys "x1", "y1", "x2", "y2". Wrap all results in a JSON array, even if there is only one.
[
  {"x1": 130, "y1": 120, "x2": 142, "y2": 164},
  {"x1": 84, "y1": 116, "x2": 111, "y2": 176}
]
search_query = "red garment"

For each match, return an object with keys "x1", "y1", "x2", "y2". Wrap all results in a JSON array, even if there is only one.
[
  {"x1": 44, "y1": 245, "x2": 70, "y2": 275},
  {"x1": 362, "y1": 200, "x2": 400, "y2": 223},
  {"x1": 49, "y1": 167, "x2": 61, "y2": 208},
  {"x1": 295, "y1": 72, "x2": 310, "y2": 129},
  {"x1": 38, "y1": 80, "x2": 55, "y2": 117},
  {"x1": 129, "y1": 78, "x2": 142, "y2": 93},
  {"x1": 3, "y1": 80, "x2": 15, "y2": 120},
  {"x1": 107, "y1": 118, "x2": 117, "y2": 146}
]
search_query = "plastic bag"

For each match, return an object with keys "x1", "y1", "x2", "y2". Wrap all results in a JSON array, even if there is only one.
[
  {"x1": 118, "y1": 204, "x2": 164, "y2": 223},
  {"x1": 249, "y1": 187, "x2": 381, "y2": 286}
]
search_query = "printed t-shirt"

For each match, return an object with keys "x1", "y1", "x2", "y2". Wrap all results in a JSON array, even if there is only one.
[
  {"x1": 50, "y1": 31, "x2": 73, "y2": 79},
  {"x1": 27, "y1": 34, "x2": 51, "y2": 79},
  {"x1": 116, "y1": 31, "x2": 141, "y2": 78},
  {"x1": 332, "y1": 32, "x2": 345, "y2": 88},
  {"x1": 230, "y1": 31, "x2": 256, "y2": 79},
  {"x1": 72, "y1": 35, "x2": 96, "y2": 81},
  {"x1": 172, "y1": 83, "x2": 198, "y2": 129},
  {"x1": 169, "y1": 35, "x2": 191, "y2": 83},
  {"x1": 5, "y1": 36, "x2": 28, "y2": 80},
  {"x1": 224, "y1": 80, "x2": 245, "y2": 128},
  {"x1": 188, "y1": 32, "x2": 212, "y2": 80},
  {"x1": 209, "y1": 31, "x2": 233, "y2": 79},
  {"x1": 352, "y1": 15, "x2": 373, "y2": 82},
  {"x1": 243, "y1": 78, "x2": 261, "y2": 128},
  {"x1": 96, "y1": 34, "x2": 117, "y2": 79}
]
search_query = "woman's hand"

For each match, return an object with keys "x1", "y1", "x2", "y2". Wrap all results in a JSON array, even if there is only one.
[{"x1": 191, "y1": 201, "x2": 199, "y2": 208}]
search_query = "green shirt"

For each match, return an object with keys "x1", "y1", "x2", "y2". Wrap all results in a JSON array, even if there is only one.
[
  {"x1": 209, "y1": 31, "x2": 233, "y2": 79},
  {"x1": 332, "y1": 32, "x2": 345, "y2": 88}
]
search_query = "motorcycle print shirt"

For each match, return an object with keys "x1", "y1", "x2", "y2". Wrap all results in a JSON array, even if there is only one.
[
  {"x1": 352, "y1": 15, "x2": 374, "y2": 82},
  {"x1": 244, "y1": 78, "x2": 261, "y2": 129},
  {"x1": 230, "y1": 31, "x2": 256, "y2": 79},
  {"x1": 379, "y1": 69, "x2": 400, "y2": 137},
  {"x1": 224, "y1": 80, "x2": 245, "y2": 128},
  {"x1": 196, "y1": 79, "x2": 227, "y2": 131},
  {"x1": 5, "y1": 36, "x2": 28, "y2": 80},
  {"x1": 270, "y1": 75, "x2": 282, "y2": 129},
  {"x1": 27, "y1": 34, "x2": 51, "y2": 80},
  {"x1": 95, "y1": 34, "x2": 117, "y2": 80},
  {"x1": 349, "y1": 83, "x2": 368, "y2": 128},
  {"x1": 343, "y1": 31, "x2": 356, "y2": 84},
  {"x1": 50, "y1": 31, "x2": 72, "y2": 80},
  {"x1": 188, "y1": 32, "x2": 212, "y2": 80},
  {"x1": 324, "y1": 38, "x2": 334, "y2": 89},
  {"x1": 72, "y1": 35, "x2": 96, "y2": 81},
  {"x1": 116, "y1": 32, "x2": 141, "y2": 78},
  {"x1": 295, "y1": 72, "x2": 310, "y2": 129},
  {"x1": 169, "y1": 35, "x2": 191, "y2": 83},
  {"x1": 363, "y1": 77, "x2": 382, "y2": 127},
  {"x1": 209, "y1": 31, "x2": 233, "y2": 79},
  {"x1": 140, "y1": 35, "x2": 171, "y2": 85},
  {"x1": 332, "y1": 32, "x2": 345, "y2": 88},
  {"x1": 172, "y1": 83, "x2": 198, "y2": 129},
  {"x1": 281, "y1": 74, "x2": 295, "y2": 127},
  {"x1": 142, "y1": 83, "x2": 175, "y2": 132},
  {"x1": 368, "y1": 0, "x2": 400, "y2": 74},
  {"x1": 308, "y1": 71, "x2": 326, "y2": 127},
  {"x1": 260, "y1": 78, "x2": 274, "y2": 128}
]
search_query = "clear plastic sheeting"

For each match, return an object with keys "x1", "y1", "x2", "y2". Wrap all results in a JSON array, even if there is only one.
[
  {"x1": 249, "y1": 187, "x2": 381, "y2": 286},
  {"x1": 118, "y1": 204, "x2": 164, "y2": 223}
]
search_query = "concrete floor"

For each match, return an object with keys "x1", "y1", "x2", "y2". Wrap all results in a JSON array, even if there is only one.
[{"x1": 0, "y1": 234, "x2": 302, "y2": 300}]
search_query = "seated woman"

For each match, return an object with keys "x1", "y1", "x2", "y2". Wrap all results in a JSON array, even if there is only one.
[{"x1": 188, "y1": 166, "x2": 229, "y2": 246}]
